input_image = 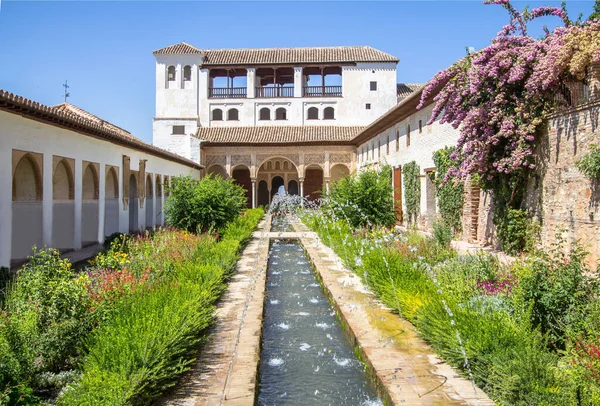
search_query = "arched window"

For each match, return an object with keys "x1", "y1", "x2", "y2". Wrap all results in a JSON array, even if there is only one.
[
  {"x1": 53, "y1": 159, "x2": 74, "y2": 200},
  {"x1": 13, "y1": 154, "x2": 41, "y2": 201},
  {"x1": 386, "y1": 134, "x2": 390, "y2": 155},
  {"x1": 396, "y1": 129, "x2": 400, "y2": 151},
  {"x1": 167, "y1": 65, "x2": 176, "y2": 81},
  {"x1": 259, "y1": 108, "x2": 270, "y2": 121},
  {"x1": 183, "y1": 65, "x2": 191, "y2": 81},
  {"x1": 275, "y1": 107, "x2": 287, "y2": 121},
  {"x1": 227, "y1": 108, "x2": 239, "y2": 121},
  {"x1": 407, "y1": 124, "x2": 411, "y2": 147},
  {"x1": 212, "y1": 109, "x2": 223, "y2": 121},
  {"x1": 307, "y1": 107, "x2": 319, "y2": 120},
  {"x1": 82, "y1": 164, "x2": 99, "y2": 200},
  {"x1": 106, "y1": 167, "x2": 119, "y2": 199},
  {"x1": 323, "y1": 107, "x2": 335, "y2": 120}
]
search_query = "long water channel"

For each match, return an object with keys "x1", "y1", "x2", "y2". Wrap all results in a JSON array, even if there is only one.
[{"x1": 257, "y1": 216, "x2": 382, "y2": 405}]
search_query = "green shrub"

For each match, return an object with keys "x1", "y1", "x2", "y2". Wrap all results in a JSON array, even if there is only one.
[
  {"x1": 432, "y1": 147, "x2": 464, "y2": 233},
  {"x1": 495, "y1": 207, "x2": 529, "y2": 255},
  {"x1": 324, "y1": 165, "x2": 395, "y2": 229},
  {"x1": 165, "y1": 175, "x2": 247, "y2": 233},
  {"x1": 576, "y1": 144, "x2": 600, "y2": 180},
  {"x1": 403, "y1": 161, "x2": 420, "y2": 225},
  {"x1": 432, "y1": 218, "x2": 453, "y2": 248}
]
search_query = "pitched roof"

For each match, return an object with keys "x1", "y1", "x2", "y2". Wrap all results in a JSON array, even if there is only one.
[
  {"x1": 197, "y1": 126, "x2": 364, "y2": 146},
  {"x1": 397, "y1": 83, "x2": 424, "y2": 99},
  {"x1": 154, "y1": 43, "x2": 399, "y2": 65},
  {"x1": 54, "y1": 103, "x2": 135, "y2": 139},
  {"x1": 0, "y1": 89, "x2": 202, "y2": 169}
]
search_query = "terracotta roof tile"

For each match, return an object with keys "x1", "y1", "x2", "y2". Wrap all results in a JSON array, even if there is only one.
[
  {"x1": 197, "y1": 126, "x2": 364, "y2": 145},
  {"x1": 397, "y1": 83, "x2": 424, "y2": 99},
  {"x1": 0, "y1": 89, "x2": 202, "y2": 169},
  {"x1": 154, "y1": 43, "x2": 398, "y2": 65}
]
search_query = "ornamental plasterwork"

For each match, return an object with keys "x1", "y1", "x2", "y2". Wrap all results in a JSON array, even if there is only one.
[
  {"x1": 231, "y1": 154, "x2": 252, "y2": 167},
  {"x1": 256, "y1": 153, "x2": 300, "y2": 168},
  {"x1": 329, "y1": 153, "x2": 352, "y2": 165},
  {"x1": 304, "y1": 153, "x2": 325, "y2": 165},
  {"x1": 206, "y1": 155, "x2": 226, "y2": 167}
]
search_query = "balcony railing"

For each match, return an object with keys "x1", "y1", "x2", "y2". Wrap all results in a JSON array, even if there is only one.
[
  {"x1": 255, "y1": 86, "x2": 294, "y2": 98},
  {"x1": 303, "y1": 86, "x2": 343, "y2": 97},
  {"x1": 209, "y1": 87, "x2": 247, "y2": 99}
]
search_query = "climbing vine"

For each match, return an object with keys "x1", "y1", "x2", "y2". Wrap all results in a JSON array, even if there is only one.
[
  {"x1": 432, "y1": 147, "x2": 464, "y2": 233},
  {"x1": 403, "y1": 161, "x2": 420, "y2": 225}
]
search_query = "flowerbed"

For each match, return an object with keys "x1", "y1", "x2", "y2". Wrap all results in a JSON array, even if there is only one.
[
  {"x1": 0, "y1": 208, "x2": 263, "y2": 405},
  {"x1": 303, "y1": 210, "x2": 600, "y2": 405}
]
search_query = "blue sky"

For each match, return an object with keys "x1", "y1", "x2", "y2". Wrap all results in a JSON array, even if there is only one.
[{"x1": 0, "y1": 1, "x2": 595, "y2": 143}]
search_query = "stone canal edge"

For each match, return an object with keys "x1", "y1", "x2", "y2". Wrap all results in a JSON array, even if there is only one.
[{"x1": 158, "y1": 216, "x2": 495, "y2": 406}]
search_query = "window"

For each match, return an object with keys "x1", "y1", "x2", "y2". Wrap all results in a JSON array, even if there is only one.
[
  {"x1": 172, "y1": 125, "x2": 185, "y2": 135},
  {"x1": 407, "y1": 124, "x2": 411, "y2": 147},
  {"x1": 183, "y1": 65, "x2": 191, "y2": 81},
  {"x1": 323, "y1": 107, "x2": 335, "y2": 120},
  {"x1": 275, "y1": 107, "x2": 287, "y2": 121},
  {"x1": 396, "y1": 129, "x2": 399, "y2": 151},
  {"x1": 227, "y1": 108, "x2": 239, "y2": 121},
  {"x1": 307, "y1": 107, "x2": 319, "y2": 120},
  {"x1": 167, "y1": 66, "x2": 176, "y2": 81},
  {"x1": 366, "y1": 103, "x2": 371, "y2": 110},
  {"x1": 370, "y1": 81, "x2": 377, "y2": 91},
  {"x1": 419, "y1": 119, "x2": 423, "y2": 134},
  {"x1": 212, "y1": 109, "x2": 223, "y2": 121},
  {"x1": 259, "y1": 108, "x2": 270, "y2": 121}
]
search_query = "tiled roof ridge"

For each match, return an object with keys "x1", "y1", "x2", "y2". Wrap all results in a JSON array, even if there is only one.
[
  {"x1": 0, "y1": 89, "x2": 202, "y2": 169},
  {"x1": 158, "y1": 43, "x2": 383, "y2": 53},
  {"x1": 53, "y1": 102, "x2": 133, "y2": 136}
]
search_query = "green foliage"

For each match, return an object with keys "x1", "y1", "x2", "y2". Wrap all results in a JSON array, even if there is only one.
[
  {"x1": 589, "y1": 0, "x2": 600, "y2": 21},
  {"x1": 495, "y1": 207, "x2": 540, "y2": 255},
  {"x1": 324, "y1": 165, "x2": 396, "y2": 229},
  {"x1": 432, "y1": 147, "x2": 464, "y2": 233},
  {"x1": 576, "y1": 144, "x2": 600, "y2": 180},
  {"x1": 403, "y1": 161, "x2": 420, "y2": 225},
  {"x1": 432, "y1": 219, "x2": 453, "y2": 248},
  {"x1": 165, "y1": 175, "x2": 247, "y2": 233}
]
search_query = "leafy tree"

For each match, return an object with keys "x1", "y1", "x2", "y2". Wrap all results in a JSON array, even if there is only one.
[
  {"x1": 432, "y1": 147, "x2": 464, "y2": 233},
  {"x1": 590, "y1": 0, "x2": 600, "y2": 21},
  {"x1": 403, "y1": 161, "x2": 421, "y2": 226}
]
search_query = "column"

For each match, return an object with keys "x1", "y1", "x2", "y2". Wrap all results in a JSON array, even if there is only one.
[
  {"x1": 42, "y1": 153, "x2": 53, "y2": 248},
  {"x1": 299, "y1": 178, "x2": 304, "y2": 198},
  {"x1": 325, "y1": 178, "x2": 330, "y2": 193},
  {"x1": 251, "y1": 179, "x2": 257, "y2": 208},
  {"x1": 247, "y1": 68, "x2": 256, "y2": 98},
  {"x1": 226, "y1": 154, "x2": 232, "y2": 178},
  {"x1": 0, "y1": 147, "x2": 12, "y2": 267},
  {"x1": 293, "y1": 66, "x2": 303, "y2": 97},
  {"x1": 97, "y1": 163, "x2": 106, "y2": 244},
  {"x1": 73, "y1": 158, "x2": 83, "y2": 249}
]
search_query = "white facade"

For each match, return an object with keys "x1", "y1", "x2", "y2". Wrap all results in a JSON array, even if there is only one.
[
  {"x1": 153, "y1": 49, "x2": 398, "y2": 162},
  {"x1": 0, "y1": 110, "x2": 200, "y2": 268}
]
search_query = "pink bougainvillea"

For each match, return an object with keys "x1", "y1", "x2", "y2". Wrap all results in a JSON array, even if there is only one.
[{"x1": 419, "y1": 0, "x2": 600, "y2": 184}]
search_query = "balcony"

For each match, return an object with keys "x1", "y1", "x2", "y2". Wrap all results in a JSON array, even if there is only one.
[
  {"x1": 303, "y1": 86, "x2": 343, "y2": 97},
  {"x1": 209, "y1": 87, "x2": 247, "y2": 99},
  {"x1": 255, "y1": 86, "x2": 294, "y2": 98}
]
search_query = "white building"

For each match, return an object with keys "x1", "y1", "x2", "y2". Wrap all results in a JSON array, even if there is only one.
[
  {"x1": 152, "y1": 42, "x2": 399, "y2": 163},
  {"x1": 0, "y1": 90, "x2": 201, "y2": 269}
]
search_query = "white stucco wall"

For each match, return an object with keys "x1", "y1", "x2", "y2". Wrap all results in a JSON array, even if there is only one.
[{"x1": 0, "y1": 110, "x2": 200, "y2": 268}]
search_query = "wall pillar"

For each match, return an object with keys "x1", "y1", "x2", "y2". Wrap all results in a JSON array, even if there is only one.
[
  {"x1": 0, "y1": 147, "x2": 12, "y2": 268},
  {"x1": 73, "y1": 158, "x2": 83, "y2": 249},
  {"x1": 98, "y1": 163, "x2": 106, "y2": 244},
  {"x1": 588, "y1": 62, "x2": 600, "y2": 99},
  {"x1": 226, "y1": 153, "x2": 232, "y2": 177},
  {"x1": 251, "y1": 179, "x2": 257, "y2": 208},
  {"x1": 42, "y1": 153, "x2": 53, "y2": 248},
  {"x1": 299, "y1": 178, "x2": 304, "y2": 198},
  {"x1": 325, "y1": 177, "x2": 331, "y2": 193},
  {"x1": 294, "y1": 66, "x2": 303, "y2": 97},
  {"x1": 247, "y1": 68, "x2": 256, "y2": 98}
]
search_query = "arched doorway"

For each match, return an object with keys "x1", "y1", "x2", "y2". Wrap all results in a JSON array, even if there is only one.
[
  {"x1": 52, "y1": 158, "x2": 75, "y2": 250},
  {"x1": 129, "y1": 174, "x2": 138, "y2": 232},
  {"x1": 258, "y1": 180, "x2": 269, "y2": 206},
  {"x1": 330, "y1": 164, "x2": 350, "y2": 183},
  {"x1": 145, "y1": 174, "x2": 154, "y2": 229},
  {"x1": 288, "y1": 180, "x2": 298, "y2": 195},
  {"x1": 12, "y1": 153, "x2": 43, "y2": 260},
  {"x1": 304, "y1": 165, "x2": 324, "y2": 201},
  {"x1": 207, "y1": 165, "x2": 228, "y2": 179},
  {"x1": 82, "y1": 163, "x2": 99, "y2": 246},
  {"x1": 271, "y1": 176, "x2": 284, "y2": 199},
  {"x1": 232, "y1": 166, "x2": 252, "y2": 208},
  {"x1": 104, "y1": 167, "x2": 119, "y2": 236}
]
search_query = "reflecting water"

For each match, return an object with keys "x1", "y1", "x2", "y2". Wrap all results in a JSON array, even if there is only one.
[
  {"x1": 257, "y1": 236, "x2": 381, "y2": 406},
  {"x1": 270, "y1": 216, "x2": 294, "y2": 232}
]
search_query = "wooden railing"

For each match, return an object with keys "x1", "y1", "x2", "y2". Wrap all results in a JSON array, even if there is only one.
[
  {"x1": 209, "y1": 87, "x2": 247, "y2": 99},
  {"x1": 255, "y1": 86, "x2": 294, "y2": 98},
  {"x1": 303, "y1": 86, "x2": 343, "y2": 97}
]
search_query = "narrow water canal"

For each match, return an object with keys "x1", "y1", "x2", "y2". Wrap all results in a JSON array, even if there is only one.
[{"x1": 257, "y1": 218, "x2": 381, "y2": 405}]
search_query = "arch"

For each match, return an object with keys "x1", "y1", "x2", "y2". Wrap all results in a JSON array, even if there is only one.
[
  {"x1": 330, "y1": 164, "x2": 350, "y2": 182},
  {"x1": 307, "y1": 107, "x2": 319, "y2": 120},
  {"x1": 232, "y1": 165, "x2": 252, "y2": 208},
  {"x1": 283, "y1": 161, "x2": 289, "y2": 170},
  {"x1": 323, "y1": 107, "x2": 335, "y2": 120},
  {"x1": 259, "y1": 107, "x2": 270, "y2": 121},
  {"x1": 167, "y1": 65, "x2": 176, "y2": 81},
  {"x1": 275, "y1": 107, "x2": 287, "y2": 121},
  {"x1": 271, "y1": 176, "x2": 284, "y2": 199},
  {"x1": 183, "y1": 65, "x2": 191, "y2": 81},
  {"x1": 82, "y1": 163, "x2": 99, "y2": 200},
  {"x1": 212, "y1": 108, "x2": 223, "y2": 121},
  {"x1": 105, "y1": 167, "x2": 119, "y2": 199},
  {"x1": 304, "y1": 165, "x2": 323, "y2": 201},
  {"x1": 275, "y1": 161, "x2": 281, "y2": 170},
  {"x1": 164, "y1": 177, "x2": 170, "y2": 197},
  {"x1": 227, "y1": 108, "x2": 239, "y2": 121},
  {"x1": 145, "y1": 174, "x2": 154, "y2": 229},
  {"x1": 257, "y1": 180, "x2": 269, "y2": 206},
  {"x1": 104, "y1": 167, "x2": 119, "y2": 237},
  {"x1": 155, "y1": 175, "x2": 163, "y2": 227},
  {"x1": 53, "y1": 159, "x2": 74, "y2": 200},
  {"x1": 207, "y1": 165, "x2": 228, "y2": 179},
  {"x1": 288, "y1": 180, "x2": 299, "y2": 195},
  {"x1": 129, "y1": 174, "x2": 138, "y2": 232},
  {"x1": 12, "y1": 154, "x2": 41, "y2": 201},
  {"x1": 155, "y1": 175, "x2": 162, "y2": 198},
  {"x1": 257, "y1": 156, "x2": 299, "y2": 174}
]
